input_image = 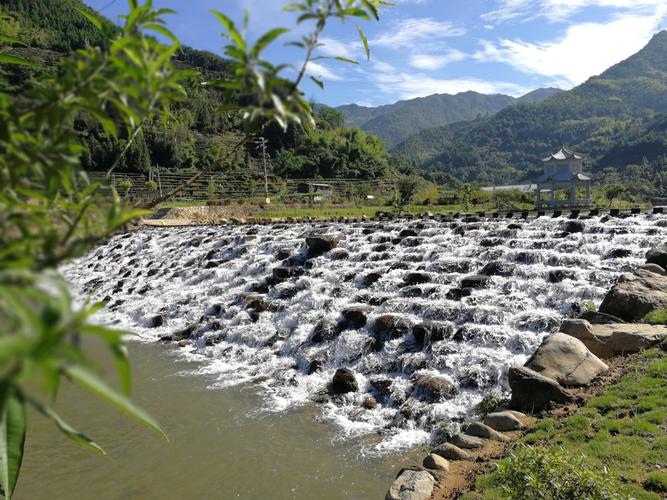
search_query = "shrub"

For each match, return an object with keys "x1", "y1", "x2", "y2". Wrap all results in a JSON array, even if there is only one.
[
  {"x1": 476, "y1": 389, "x2": 506, "y2": 417},
  {"x1": 146, "y1": 180, "x2": 158, "y2": 191},
  {"x1": 644, "y1": 471, "x2": 667, "y2": 493},
  {"x1": 117, "y1": 178, "x2": 133, "y2": 196},
  {"x1": 492, "y1": 444, "x2": 623, "y2": 499},
  {"x1": 643, "y1": 307, "x2": 667, "y2": 325}
]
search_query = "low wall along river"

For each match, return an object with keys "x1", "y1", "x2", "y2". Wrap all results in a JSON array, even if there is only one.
[{"x1": 21, "y1": 213, "x2": 666, "y2": 498}]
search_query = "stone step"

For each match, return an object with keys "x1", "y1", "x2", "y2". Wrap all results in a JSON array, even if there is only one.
[
  {"x1": 466, "y1": 422, "x2": 511, "y2": 442},
  {"x1": 431, "y1": 442, "x2": 471, "y2": 461},
  {"x1": 483, "y1": 411, "x2": 526, "y2": 432}
]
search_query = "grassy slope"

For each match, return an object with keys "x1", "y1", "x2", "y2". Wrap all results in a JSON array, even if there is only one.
[{"x1": 468, "y1": 349, "x2": 667, "y2": 499}]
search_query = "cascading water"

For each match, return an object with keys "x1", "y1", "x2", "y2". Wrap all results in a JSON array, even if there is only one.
[{"x1": 63, "y1": 214, "x2": 667, "y2": 454}]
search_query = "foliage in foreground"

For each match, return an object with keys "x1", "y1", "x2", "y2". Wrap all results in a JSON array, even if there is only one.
[{"x1": 0, "y1": 0, "x2": 388, "y2": 497}]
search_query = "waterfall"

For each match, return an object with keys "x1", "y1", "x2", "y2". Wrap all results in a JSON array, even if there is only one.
[{"x1": 63, "y1": 214, "x2": 666, "y2": 454}]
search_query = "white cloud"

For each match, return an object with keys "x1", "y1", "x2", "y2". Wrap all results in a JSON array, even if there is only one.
[
  {"x1": 307, "y1": 61, "x2": 344, "y2": 81},
  {"x1": 317, "y1": 37, "x2": 361, "y2": 59},
  {"x1": 372, "y1": 18, "x2": 466, "y2": 48},
  {"x1": 409, "y1": 49, "x2": 467, "y2": 70},
  {"x1": 483, "y1": 0, "x2": 666, "y2": 23},
  {"x1": 475, "y1": 9, "x2": 666, "y2": 86},
  {"x1": 371, "y1": 70, "x2": 531, "y2": 99}
]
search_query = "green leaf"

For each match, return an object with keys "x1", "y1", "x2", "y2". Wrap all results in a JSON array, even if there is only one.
[
  {"x1": 0, "y1": 54, "x2": 31, "y2": 66},
  {"x1": 65, "y1": 366, "x2": 167, "y2": 441},
  {"x1": 252, "y1": 28, "x2": 289, "y2": 57},
  {"x1": 356, "y1": 26, "x2": 370, "y2": 61},
  {"x1": 144, "y1": 23, "x2": 179, "y2": 44},
  {"x1": 210, "y1": 11, "x2": 246, "y2": 51},
  {"x1": 0, "y1": 387, "x2": 26, "y2": 500},
  {"x1": 75, "y1": 7, "x2": 103, "y2": 30},
  {"x1": 334, "y1": 56, "x2": 359, "y2": 65},
  {"x1": 309, "y1": 76, "x2": 324, "y2": 89},
  {"x1": 27, "y1": 398, "x2": 105, "y2": 455}
]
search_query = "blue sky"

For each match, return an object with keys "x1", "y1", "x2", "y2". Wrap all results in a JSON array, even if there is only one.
[{"x1": 84, "y1": 0, "x2": 667, "y2": 107}]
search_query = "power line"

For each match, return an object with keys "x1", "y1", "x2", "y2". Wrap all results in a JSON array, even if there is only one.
[{"x1": 99, "y1": 0, "x2": 119, "y2": 12}]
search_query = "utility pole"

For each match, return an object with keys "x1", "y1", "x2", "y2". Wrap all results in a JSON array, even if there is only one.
[{"x1": 255, "y1": 137, "x2": 271, "y2": 204}]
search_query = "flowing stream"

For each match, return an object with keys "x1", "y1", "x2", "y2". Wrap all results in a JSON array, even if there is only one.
[{"x1": 62, "y1": 214, "x2": 666, "y2": 456}]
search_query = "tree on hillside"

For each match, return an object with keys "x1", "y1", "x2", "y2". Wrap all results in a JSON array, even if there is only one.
[{"x1": 605, "y1": 183, "x2": 627, "y2": 207}]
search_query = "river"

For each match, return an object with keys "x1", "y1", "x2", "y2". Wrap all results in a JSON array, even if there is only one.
[{"x1": 17, "y1": 341, "x2": 416, "y2": 499}]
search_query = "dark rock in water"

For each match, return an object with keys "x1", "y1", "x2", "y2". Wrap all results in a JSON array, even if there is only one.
[
  {"x1": 311, "y1": 318, "x2": 344, "y2": 343},
  {"x1": 341, "y1": 307, "x2": 371, "y2": 329},
  {"x1": 605, "y1": 248, "x2": 632, "y2": 259},
  {"x1": 400, "y1": 237, "x2": 423, "y2": 248},
  {"x1": 480, "y1": 261, "x2": 515, "y2": 277},
  {"x1": 515, "y1": 251, "x2": 541, "y2": 264},
  {"x1": 370, "y1": 377, "x2": 392, "y2": 398},
  {"x1": 429, "y1": 260, "x2": 473, "y2": 274},
  {"x1": 242, "y1": 293, "x2": 270, "y2": 312},
  {"x1": 507, "y1": 223, "x2": 522, "y2": 230},
  {"x1": 402, "y1": 286, "x2": 423, "y2": 298},
  {"x1": 562, "y1": 221, "x2": 585, "y2": 234},
  {"x1": 372, "y1": 315, "x2": 413, "y2": 340},
  {"x1": 369, "y1": 296, "x2": 389, "y2": 306},
  {"x1": 446, "y1": 288, "x2": 464, "y2": 301},
  {"x1": 168, "y1": 323, "x2": 198, "y2": 342},
  {"x1": 412, "y1": 374, "x2": 457, "y2": 401},
  {"x1": 332, "y1": 368, "x2": 358, "y2": 394},
  {"x1": 147, "y1": 268, "x2": 159, "y2": 277},
  {"x1": 404, "y1": 272, "x2": 431, "y2": 286},
  {"x1": 307, "y1": 352, "x2": 327, "y2": 374},
  {"x1": 149, "y1": 315, "x2": 166, "y2": 328},
  {"x1": 329, "y1": 248, "x2": 350, "y2": 260},
  {"x1": 372, "y1": 243, "x2": 392, "y2": 252},
  {"x1": 275, "y1": 248, "x2": 292, "y2": 261},
  {"x1": 204, "y1": 261, "x2": 221, "y2": 269},
  {"x1": 480, "y1": 238, "x2": 503, "y2": 248},
  {"x1": 399, "y1": 228, "x2": 419, "y2": 238},
  {"x1": 361, "y1": 271, "x2": 383, "y2": 287},
  {"x1": 579, "y1": 311, "x2": 625, "y2": 324},
  {"x1": 646, "y1": 243, "x2": 667, "y2": 269},
  {"x1": 362, "y1": 397, "x2": 377, "y2": 410},
  {"x1": 413, "y1": 321, "x2": 453, "y2": 346},
  {"x1": 273, "y1": 266, "x2": 302, "y2": 280},
  {"x1": 508, "y1": 365, "x2": 575, "y2": 412},
  {"x1": 548, "y1": 269, "x2": 576, "y2": 283},
  {"x1": 306, "y1": 235, "x2": 342, "y2": 256},
  {"x1": 461, "y1": 274, "x2": 491, "y2": 289},
  {"x1": 284, "y1": 254, "x2": 308, "y2": 267}
]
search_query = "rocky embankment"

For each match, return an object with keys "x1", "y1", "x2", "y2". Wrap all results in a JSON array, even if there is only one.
[{"x1": 386, "y1": 244, "x2": 667, "y2": 500}]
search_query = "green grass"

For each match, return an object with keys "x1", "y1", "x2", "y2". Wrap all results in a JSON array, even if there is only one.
[
  {"x1": 469, "y1": 350, "x2": 667, "y2": 499},
  {"x1": 643, "y1": 307, "x2": 667, "y2": 325}
]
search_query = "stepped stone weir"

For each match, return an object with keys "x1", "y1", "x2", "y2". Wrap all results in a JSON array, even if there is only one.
[{"x1": 64, "y1": 214, "x2": 666, "y2": 454}]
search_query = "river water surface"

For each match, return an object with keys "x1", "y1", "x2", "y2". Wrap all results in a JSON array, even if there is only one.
[{"x1": 18, "y1": 341, "x2": 416, "y2": 500}]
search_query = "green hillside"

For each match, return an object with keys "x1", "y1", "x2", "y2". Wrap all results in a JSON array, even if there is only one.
[
  {"x1": 337, "y1": 88, "x2": 562, "y2": 147},
  {"x1": 0, "y1": 0, "x2": 393, "y2": 182},
  {"x1": 393, "y1": 30, "x2": 667, "y2": 186}
]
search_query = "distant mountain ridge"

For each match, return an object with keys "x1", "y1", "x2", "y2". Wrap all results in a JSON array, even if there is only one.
[
  {"x1": 335, "y1": 88, "x2": 563, "y2": 147},
  {"x1": 392, "y1": 30, "x2": 667, "y2": 185}
]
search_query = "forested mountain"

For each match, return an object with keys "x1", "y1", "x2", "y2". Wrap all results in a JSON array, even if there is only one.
[
  {"x1": 0, "y1": 0, "x2": 392, "y2": 180},
  {"x1": 336, "y1": 88, "x2": 563, "y2": 147},
  {"x1": 393, "y1": 30, "x2": 667, "y2": 186}
]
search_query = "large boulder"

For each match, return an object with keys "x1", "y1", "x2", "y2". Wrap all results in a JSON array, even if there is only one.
[
  {"x1": 306, "y1": 235, "x2": 343, "y2": 256},
  {"x1": 412, "y1": 373, "x2": 457, "y2": 401},
  {"x1": 525, "y1": 333, "x2": 608, "y2": 387},
  {"x1": 422, "y1": 454, "x2": 449, "y2": 471},
  {"x1": 561, "y1": 319, "x2": 667, "y2": 358},
  {"x1": 385, "y1": 469, "x2": 435, "y2": 500},
  {"x1": 450, "y1": 433, "x2": 485, "y2": 449},
  {"x1": 483, "y1": 411, "x2": 525, "y2": 432},
  {"x1": 508, "y1": 365, "x2": 575, "y2": 412},
  {"x1": 599, "y1": 269, "x2": 667, "y2": 322},
  {"x1": 431, "y1": 443, "x2": 471, "y2": 461},
  {"x1": 563, "y1": 221, "x2": 585, "y2": 234},
  {"x1": 646, "y1": 243, "x2": 667, "y2": 269},
  {"x1": 331, "y1": 368, "x2": 358, "y2": 394},
  {"x1": 404, "y1": 272, "x2": 431, "y2": 286},
  {"x1": 465, "y1": 422, "x2": 510, "y2": 442}
]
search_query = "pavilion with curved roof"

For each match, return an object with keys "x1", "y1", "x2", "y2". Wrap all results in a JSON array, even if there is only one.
[{"x1": 534, "y1": 147, "x2": 592, "y2": 209}]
